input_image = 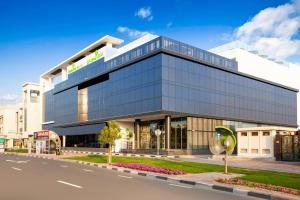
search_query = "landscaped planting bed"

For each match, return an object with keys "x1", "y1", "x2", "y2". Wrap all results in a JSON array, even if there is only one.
[
  {"x1": 113, "y1": 163, "x2": 186, "y2": 175},
  {"x1": 217, "y1": 178, "x2": 300, "y2": 196}
]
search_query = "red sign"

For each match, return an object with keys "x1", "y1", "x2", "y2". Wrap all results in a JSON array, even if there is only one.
[{"x1": 34, "y1": 130, "x2": 49, "y2": 139}]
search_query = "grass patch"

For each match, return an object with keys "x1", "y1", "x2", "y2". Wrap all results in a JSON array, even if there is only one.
[
  {"x1": 65, "y1": 155, "x2": 300, "y2": 190},
  {"x1": 5, "y1": 148, "x2": 28, "y2": 153}
]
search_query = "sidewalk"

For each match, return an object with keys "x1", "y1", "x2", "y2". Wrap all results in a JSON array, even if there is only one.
[{"x1": 172, "y1": 155, "x2": 300, "y2": 174}]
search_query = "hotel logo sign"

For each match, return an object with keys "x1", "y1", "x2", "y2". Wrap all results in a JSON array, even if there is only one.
[{"x1": 67, "y1": 49, "x2": 104, "y2": 74}]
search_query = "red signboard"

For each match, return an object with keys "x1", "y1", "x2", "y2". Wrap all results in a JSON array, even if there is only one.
[{"x1": 34, "y1": 130, "x2": 49, "y2": 139}]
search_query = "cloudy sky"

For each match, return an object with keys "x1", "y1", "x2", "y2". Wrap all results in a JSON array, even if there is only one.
[{"x1": 0, "y1": 0, "x2": 299, "y2": 104}]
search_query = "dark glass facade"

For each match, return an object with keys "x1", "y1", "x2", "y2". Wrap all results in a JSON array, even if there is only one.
[{"x1": 43, "y1": 36, "x2": 298, "y2": 151}]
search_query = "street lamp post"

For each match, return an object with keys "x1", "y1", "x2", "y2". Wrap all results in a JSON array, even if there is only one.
[{"x1": 155, "y1": 129, "x2": 162, "y2": 155}]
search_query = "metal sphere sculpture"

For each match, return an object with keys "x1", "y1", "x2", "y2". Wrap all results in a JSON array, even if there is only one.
[
  {"x1": 209, "y1": 126, "x2": 236, "y2": 174},
  {"x1": 209, "y1": 126, "x2": 236, "y2": 155}
]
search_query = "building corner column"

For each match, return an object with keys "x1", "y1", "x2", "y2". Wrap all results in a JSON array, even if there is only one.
[
  {"x1": 165, "y1": 115, "x2": 171, "y2": 150},
  {"x1": 62, "y1": 136, "x2": 66, "y2": 148},
  {"x1": 135, "y1": 119, "x2": 141, "y2": 149}
]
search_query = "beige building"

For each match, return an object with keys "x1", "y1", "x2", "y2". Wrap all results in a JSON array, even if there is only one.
[
  {"x1": 22, "y1": 83, "x2": 41, "y2": 147},
  {"x1": 0, "y1": 104, "x2": 23, "y2": 148},
  {"x1": 236, "y1": 127, "x2": 297, "y2": 158}
]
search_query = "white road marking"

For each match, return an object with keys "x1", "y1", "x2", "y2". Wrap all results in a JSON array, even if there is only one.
[
  {"x1": 118, "y1": 175, "x2": 133, "y2": 179},
  {"x1": 11, "y1": 167, "x2": 22, "y2": 171},
  {"x1": 168, "y1": 184, "x2": 192, "y2": 189},
  {"x1": 82, "y1": 169, "x2": 94, "y2": 173},
  {"x1": 60, "y1": 165, "x2": 68, "y2": 168},
  {"x1": 57, "y1": 180, "x2": 82, "y2": 189},
  {"x1": 6, "y1": 160, "x2": 29, "y2": 164},
  {"x1": 16, "y1": 160, "x2": 29, "y2": 164}
]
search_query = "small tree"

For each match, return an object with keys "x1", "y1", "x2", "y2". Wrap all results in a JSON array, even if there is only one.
[{"x1": 98, "y1": 121, "x2": 121, "y2": 165}]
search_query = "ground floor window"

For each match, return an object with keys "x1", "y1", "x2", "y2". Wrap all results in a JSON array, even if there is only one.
[
  {"x1": 139, "y1": 117, "x2": 187, "y2": 150},
  {"x1": 140, "y1": 120, "x2": 165, "y2": 149},
  {"x1": 65, "y1": 134, "x2": 99, "y2": 148},
  {"x1": 170, "y1": 118, "x2": 187, "y2": 149}
]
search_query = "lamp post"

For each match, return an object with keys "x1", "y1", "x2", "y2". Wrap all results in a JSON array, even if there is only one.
[{"x1": 155, "y1": 129, "x2": 162, "y2": 155}]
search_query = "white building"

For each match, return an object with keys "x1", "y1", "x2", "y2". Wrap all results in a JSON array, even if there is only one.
[
  {"x1": 22, "y1": 83, "x2": 41, "y2": 147},
  {"x1": 0, "y1": 104, "x2": 23, "y2": 148},
  {"x1": 210, "y1": 41, "x2": 300, "y2": 128},
  {"x1": 236, "y1": 126, "x2": 297, "y2": 158}
]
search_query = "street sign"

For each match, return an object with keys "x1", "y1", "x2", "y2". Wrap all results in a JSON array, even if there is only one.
[{"x1": 34, "y1": 130, "x2": 49, "y2": 139}]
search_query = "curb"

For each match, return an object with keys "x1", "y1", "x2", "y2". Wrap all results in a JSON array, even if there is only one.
[
  {"x1": 1, "y1": 152, "x2": 292, "y2": 200},
  {"x1": 61, "y1": 150, "x2": 180, "y2": 159}
]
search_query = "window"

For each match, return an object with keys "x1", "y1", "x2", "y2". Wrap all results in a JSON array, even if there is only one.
[
  {"x1": 241, "y1": 132, "x2": 247, "y2": 136},
  {"x1": 263, "y1": 132, "x2": 270, "y2": 136},
  {"x1": 262, "y1": 149, "x2": 270, "y2": 154},
  {"x1": 78, "y1": 88, "x2": 88, "y2": 121},
  {"x1": 30, "y1": 90, "x2": 40, "y2": 103},
  {"x1": 251, "y1": 132, "x2": 258, "y2": 136},
  {"x1": 240, "y1": 148, "x2": 247, "y2": 153},
  {"x1": 251, "y1": 149, "x2": 258, "y2": 154}
]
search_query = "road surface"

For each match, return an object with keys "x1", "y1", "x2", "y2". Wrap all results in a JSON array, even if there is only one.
[{"x1": 0, "y1": 154, "x2": 258, "y2": 200}]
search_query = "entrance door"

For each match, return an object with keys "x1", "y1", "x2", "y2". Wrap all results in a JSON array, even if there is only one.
[
  {"x1": 36, "y1": 141, "x2": 42, "y2": 154},
  {"x1": 281, "y1": 136, "x2": 293, "y2": 161},
  {"x1": 275, "y1": 135, "x2": 300, "y2": 161}
]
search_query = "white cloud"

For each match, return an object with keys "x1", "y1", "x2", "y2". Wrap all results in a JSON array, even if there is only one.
[
  {"x1": 234, "y1": 0, "x2": 300, "y2": 60},
  {"x1": 117, "y1": 26, "x2": 150, "y2": 38},
  {"x1": 135, "y1": 7, "x2": 153, "y2": 21},
  {"x1": 0, "y1": 94, "x2": 19, "y2": 104},
  {"x1": 166, "y1": 22, "x2": 173, "y2": 28}
]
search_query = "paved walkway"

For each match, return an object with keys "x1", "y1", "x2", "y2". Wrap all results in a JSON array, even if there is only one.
[{"x1": 172, "y1": 155, "x2": 300, "y2": 174}]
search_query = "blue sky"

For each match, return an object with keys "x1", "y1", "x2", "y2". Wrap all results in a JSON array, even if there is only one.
[{"x1": 0, "y1": 0, "x2": 299, "y2": 103}]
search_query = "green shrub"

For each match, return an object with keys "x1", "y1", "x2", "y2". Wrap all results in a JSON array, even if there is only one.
[{"x1": 5, "y1": 148, "x2": 28, "y2": 153}]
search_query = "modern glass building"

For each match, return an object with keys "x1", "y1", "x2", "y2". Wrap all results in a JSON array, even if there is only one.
[{"x1": 41, "y1": 34, "x2": 298, "y2": 154}]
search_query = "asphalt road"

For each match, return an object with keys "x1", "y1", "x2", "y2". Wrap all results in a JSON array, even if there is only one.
[{"x1": 0, "y1": 154, "x2": 258, "y2": 200}]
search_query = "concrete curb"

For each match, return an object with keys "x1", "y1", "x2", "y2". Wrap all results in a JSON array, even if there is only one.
[
  {"x1": 1, "y1": 152, "x2": 292, "y2": 200},
  {"x1": 61, "y1": 150, "x2": 180, "y2": 159}
]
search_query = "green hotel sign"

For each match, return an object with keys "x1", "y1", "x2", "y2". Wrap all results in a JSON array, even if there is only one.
[{"x1": 67, "y1": 49, "x2": 104, "y2": 74}]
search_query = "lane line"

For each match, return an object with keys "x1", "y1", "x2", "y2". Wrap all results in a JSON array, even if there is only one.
[
  {"x1": 82, "y1": 169, "x2": 94, "y2": 173},
  {"x1": 60, "y1": 165, "x2": 68, "y2": 168},
  {"x1": 57, "y1": 180, "x2": 82, "y2": 189},
  {"x1": 6, "y1": 160, "x2": 29, "y2": 163},
  {"x1": 169, "y1": 184, "x2": 192, "y2": 189},
  {"x1": 118, "y1": 175, "x2": 133, "y2": 179},
  {"x1": 16, "y1": 160, "x2": 29, "y2": 164},
  {"x1": 11, "y1": 167, "x2": 22, "y2": 171}
]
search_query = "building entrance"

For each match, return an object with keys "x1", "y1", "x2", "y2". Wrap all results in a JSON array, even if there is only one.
[{"x1": 275, "y1": 134, "x2": 300, "y2": 161}]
